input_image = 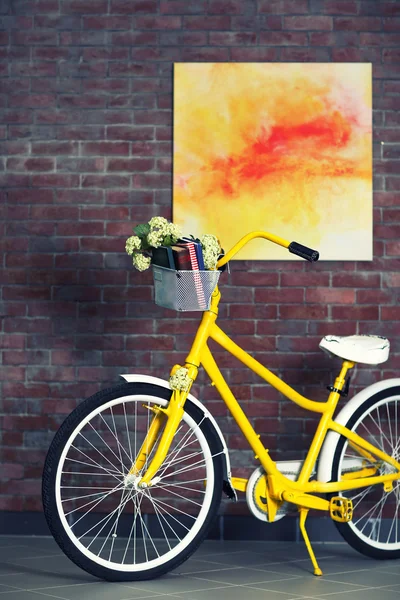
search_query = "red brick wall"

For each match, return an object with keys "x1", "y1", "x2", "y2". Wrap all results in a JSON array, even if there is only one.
[{"x1": 1, "y1": 0, "x2": 400, "y2": 515}]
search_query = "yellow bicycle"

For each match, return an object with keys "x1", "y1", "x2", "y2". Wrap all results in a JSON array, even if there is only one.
[{"x1": 42, "y1": 230, "x2": 400, "y2": 582}]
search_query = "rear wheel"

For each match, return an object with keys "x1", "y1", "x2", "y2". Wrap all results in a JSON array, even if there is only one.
[
  {"x1": 330, "y1": 388, "x2": 400, "y2": 559},
  {"x1": 43, "y1": 383, "x2": 223, "y2": 581}
]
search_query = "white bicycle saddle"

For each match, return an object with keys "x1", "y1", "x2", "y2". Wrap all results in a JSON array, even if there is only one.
[{"x1": 319, "y1": 335, "x2": 390, "y2": 365}]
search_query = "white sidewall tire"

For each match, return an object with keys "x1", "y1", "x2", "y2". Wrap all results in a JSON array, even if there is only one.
[{"x1": 43, "y1": 383, "x2": 224, "y2": 581}]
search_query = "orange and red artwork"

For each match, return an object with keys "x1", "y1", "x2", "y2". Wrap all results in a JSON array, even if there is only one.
[{"x1": 173, "y1": 63, "x2": 372, "y2": 260}]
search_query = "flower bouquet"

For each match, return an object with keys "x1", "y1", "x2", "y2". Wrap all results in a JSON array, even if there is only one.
[{"x1": 125, "y1": 216, "x2": 222, "y2": 272}]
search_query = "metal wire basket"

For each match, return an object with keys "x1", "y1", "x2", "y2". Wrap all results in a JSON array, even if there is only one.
[{"x1": 152, "y1": 266, "x2": 221, "y2": 311}]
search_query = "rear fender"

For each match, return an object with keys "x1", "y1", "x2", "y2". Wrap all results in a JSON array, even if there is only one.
[{"x1": 120, "y1": 373, "x2": 236, "y2": 500}]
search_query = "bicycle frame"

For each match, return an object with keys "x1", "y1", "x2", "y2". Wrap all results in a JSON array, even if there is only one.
[{"x1": 134, "y1": 230, "x2": 400, "y2": 515}]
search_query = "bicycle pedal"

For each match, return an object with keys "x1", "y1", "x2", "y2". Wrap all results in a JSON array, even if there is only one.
[{"x1": 329, "y1": 496, "x2": 353, "y2": 523}]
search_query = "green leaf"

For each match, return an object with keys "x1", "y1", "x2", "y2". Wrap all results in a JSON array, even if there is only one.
[
  {"x1": 163, "y1": 234, "x2": 173, "y2": 246},
  {"x1": 134, "y1": 223, "x2": 150, "y2": 237}
]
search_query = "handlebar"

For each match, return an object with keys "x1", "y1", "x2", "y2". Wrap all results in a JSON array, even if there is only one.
[{"x1": 216, "y1": 231, "x2": 319, "y2": 269}]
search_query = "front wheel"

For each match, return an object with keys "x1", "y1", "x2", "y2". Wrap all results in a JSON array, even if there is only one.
[
  {"x1": 329, "y1": 387, "x2": 400, "y2": 559},
  {"x1": 42, "y1": 383, "x2": 223, "y2": 581}
]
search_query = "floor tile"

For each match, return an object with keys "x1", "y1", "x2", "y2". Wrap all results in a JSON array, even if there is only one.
[
  {"x1": 0, "y1": 593, "x2": 69, "y2": 600},
  {"x1": 5, "y1": 555, "x2": 93, "y2": 579},
  {"x1": 121, "y1": 575, "x2": 236, "y2": 595},
  {"x1": 26, "y1": 582, "x2": 165, "y2": 600},
  {"x1": 0, "y1": 583, "x2": 24, "y2": 593},
  {"x1": 172, "y1": 586, "x2": 303, "y2": 599},
  {"x1": 0, "y1": 570, "x2": 91, "y2": 590},
  {"x1": 306, "y1": 589, "x2": 400, "y2": 600},
  {"x1": 190, "y1": 567, "x2": 301, "y2": 585},
  {"x1": 246, "y1": 576, "x2": 368, "y2": 597},
  {"x1": 172, "y1": 561, "x2": 235, "y2": 576},
  {"x1": 325, "y1": 569, "x2": 400, "y2": 588}
]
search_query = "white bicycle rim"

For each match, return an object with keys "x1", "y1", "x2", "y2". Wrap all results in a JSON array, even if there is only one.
[
  {"x1": 54, "y1": 394, "x2": 215, "y2": 572},
  {"x1": 337, "y1": 395, "x2": 400, "y2": 551}
]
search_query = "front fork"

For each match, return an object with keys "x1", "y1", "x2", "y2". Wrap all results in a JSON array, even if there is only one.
[{"x1": 129, "y1": 364, "x2": 197, "y2": 487}]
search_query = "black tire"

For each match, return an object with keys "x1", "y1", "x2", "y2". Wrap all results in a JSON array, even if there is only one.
[
  {"x1": 329, "y1": 386, "x2": 400, "y2": 559},
  {"x1": 42, "y1": 382, "x2": 224, "y2": 581}
]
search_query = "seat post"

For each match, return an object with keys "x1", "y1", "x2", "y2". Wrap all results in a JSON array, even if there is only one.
[{"x1": 328, "y1": 361, "x2": 355, "y2": 400}]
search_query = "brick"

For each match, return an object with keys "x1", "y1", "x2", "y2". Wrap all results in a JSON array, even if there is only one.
[
  {"x1": 7, "y1": 189, "x2": 54, "y2": 204},
  {"x1": 7, "y1": 158, "x2": 54, "y2": 172},
  {"x1": 109, "y1": 62, "x2": 158, "y2": 77},
  {"x1": 32, "y1": 141, "x2": 78, "y2": 155},
  {"x1": 0, "y1": 173, "x2": 30, "y2": 187},
  {"x1": 82, "y1": 141, "x2": 129, "y2": 155},
  {"x1": 258, "y1": 0, "x2": 309, "y2": 13},
  {"x1": 107, "y1": 126, "x2": 154, "y2": 141},
  {"x1": 56, "y1": 125, "x2": 105, "y2": 140},
  {"x1": 383, "y1": 1, "x2": 400, "y2": 15},
  {"x1": 332, "y1": 306, "x2": 379, "y2": 320},
  {"x1": 34, "y1": 14, "x2": 81, "y2": 28},
  {"x1": 360, "y1": 32, "x2": 400, "y2": 46},
  {"x1": 80, "y1": 206, "x2": 129, "y2": 220},
  {"x1": 0, "y1": 110, "x2": 33, "y2": 125},
  {"x1": 384, "y1": 17, "x2": 400, "y2": 31},
  {"x1": 83, "y1": 47, "x2": 129, "y2": 60},
  {"x1": 11, "y1": 94, "x2": 57, "y2": 108},
  {"x1": 131, "y1": 46, "x2": 182, "y2": 61},
  {"x1": 209, "y1": 31, "x2": 257, "y2": 44},
  {"x1": 284, "y1": 16, "x2": 333, "y2": 30},
  {"x1": 57, "y1": 157, "x2": 105, "y2": 173},
  {"x1": 384, "y1": 49, "x2": 400, "y2": 63},
  {"x1": 12, "y1": 31, "x2": 57, "y2": 45},
  {"x1": 3, "y1": 286, "x2": 51, "y2": 301},
  {"x1": 332, "y1": 273, "x2": 380, "y2": 287},
  {"x1": 82, "y1": 16, "x2": 131, "y2": 29},
  {"x1": 107, "y1": 158, "x2": 154, "y2": 172},
  {"x1": 31, "y1": 174, "x2": 79, "y2": 187},
  {"x1": 208, "y1": 0, "x2": 246, "y2": 13},
  {"x1": 136, "y1": 15, "x2": 182, "y2": 28},
  {"x1": 59, "y1": 95, "x2": 107, "y2": 109},
  {"x1": 231, "y1": 47, "x2": 278, "y2": 60},
  {"x1": 110, "y1": 0, "x2": 157, "y2": 12},
  {"x1": 11, "y1": 61, "x2": 57, "y2": 77},
  {"x1": 33, "y1": 47, "x2": 77, "y2": 60},
  {"x1": 0, "y1": 140, "x2": 24, "y2": 157},
  {"x1": 31, "y1": 206, "x2": 79, "y2": 221},
  {"x1": 82, "y1": 79, "x2": 129, "y2": 94},
  {"x1": 323, "y1": 0, "x2": 358, "y2": 14},
  {"x1": 357, "y1": 290, "x2": 393, "y2": 304},
  {"x1": 61, "y1": 0, "x2": 108, "y2": 12},
  {"x1": 81, "y1": 174, "x2": 130, "y2": 187},
  {"x1": 259, "y1": 31, "x2": 308, "y2": 44},
  {"x1": 334, "y1": 16, "x2": 382, "y2": 30}
]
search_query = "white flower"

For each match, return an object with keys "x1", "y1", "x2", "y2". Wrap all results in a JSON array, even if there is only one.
[
  {"x1": 147, "y1": 230, "x2": 163, "y2": 248},
  {"x1": 201, "y1": 234, "x2": 221, "y2": 270},
  {"x1": 167, "y1": 222, "x2": 182, "y2": 242},
  {"x1": 169, "y1": 367, "x2": 191, "y2": 391},
  {"x1": 125, "y1": 235, "x2": 141, "y2": 255},
  {"x1": 149, "y1": 216, "x2": 168, "y2": 230},
  {"x1": 133, "y1": 253, "x2": 151, "y2": 272}
]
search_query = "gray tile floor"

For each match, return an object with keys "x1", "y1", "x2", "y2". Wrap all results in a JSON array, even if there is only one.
[{"x1": 0, "y1": 536, "x2": 399, "y2": 599}]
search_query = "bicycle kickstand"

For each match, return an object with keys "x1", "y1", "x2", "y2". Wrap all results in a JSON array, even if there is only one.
[{"x1": 298, "y1": 508, "x2": 323, "y2": 576}]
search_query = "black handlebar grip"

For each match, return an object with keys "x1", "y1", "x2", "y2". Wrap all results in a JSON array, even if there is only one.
[{"x1": 288, "y1": 241, "x2": 319, "y2": 262}]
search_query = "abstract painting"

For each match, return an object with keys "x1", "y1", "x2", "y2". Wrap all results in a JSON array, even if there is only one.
[{"x1": 173, "y1": 63, "x2": 372, "y2": 260}]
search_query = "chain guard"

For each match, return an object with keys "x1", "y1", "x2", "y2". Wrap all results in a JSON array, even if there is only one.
[{"x1": 246, "y1": 461, "x2": 303, "y2": 523}]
